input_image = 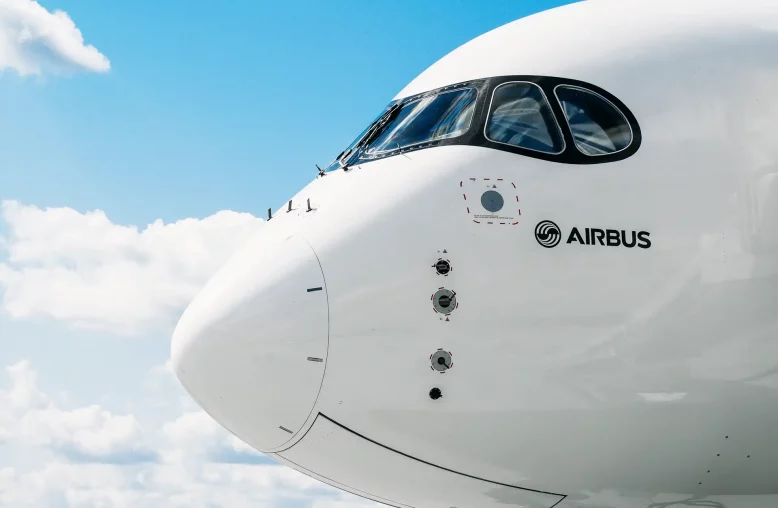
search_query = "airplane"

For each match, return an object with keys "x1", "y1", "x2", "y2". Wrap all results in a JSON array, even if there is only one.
[{"x1": 170, "y1": 0, "x2": 778, "y2": 506}]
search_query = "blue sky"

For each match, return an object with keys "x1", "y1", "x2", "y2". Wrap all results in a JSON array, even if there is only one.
[{"x1": 0, "y1": 0, "x2": 576, "y2": 506}]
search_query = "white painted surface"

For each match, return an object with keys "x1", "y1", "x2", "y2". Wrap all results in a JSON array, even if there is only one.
[
  {"x1": 278, "y1": 415, "x2": 564, "y2": 508},
  {"x1": 172, "y1": 235, "x2": 328, "y2": 451},
  {"x1": 172, "y1": 0, "x2": 778, "y2": 506}
]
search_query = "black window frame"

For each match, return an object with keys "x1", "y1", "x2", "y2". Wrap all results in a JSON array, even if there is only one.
[{"x1": 338, "y1": 75, "x2": 641, "y2": 168}]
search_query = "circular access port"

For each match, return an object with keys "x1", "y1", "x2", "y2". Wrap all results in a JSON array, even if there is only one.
[
  {"x1": 481, "y1": 190, "x2": 504, "y2": 213},
  {"x1": 429, "y1": 388, "x2": 442, "y2": 400},
  {"x1": 434, "y1": 259, "x2": 451, "y2": 276},
  {"x1": 432, "y1": 289, "x2": 457, "y2": 314},
  {"x1": 430, "y1": 350, "x2": 453, "y2": 372}
]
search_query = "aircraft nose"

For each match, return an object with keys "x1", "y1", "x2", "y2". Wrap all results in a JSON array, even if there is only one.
[{"x1": 171, "y1": 234, "x2": 329, "y2": 451}]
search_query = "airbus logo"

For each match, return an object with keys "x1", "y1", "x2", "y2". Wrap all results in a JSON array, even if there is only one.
[
  {"x1": 534, "y1": 220, "x2": 561, "y2": 248},
  {"x1": 535, "y1": 221, "x2": 651, "y2": 249}
]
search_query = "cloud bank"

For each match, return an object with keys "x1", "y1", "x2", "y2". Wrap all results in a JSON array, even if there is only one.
[
  {"x1": 0, "y1": 0, "x2": 110, "y2": 76},
  {"x1": 0, "y1": 360, "x2": 377, "y2": 508},
  {"x1": 2, "y1": 360, "x2": 156, "y2": 464},
  {"x1": 0, "y1": 201, "x2": 380, "y2": 506},
  {"x1": 0, "y1": 200, "x2": 266, "y2": 335}
]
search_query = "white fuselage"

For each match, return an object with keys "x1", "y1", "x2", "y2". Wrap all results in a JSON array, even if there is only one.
[{"x1": 171, "y1": 1, "x2": 778, "y2": 507}]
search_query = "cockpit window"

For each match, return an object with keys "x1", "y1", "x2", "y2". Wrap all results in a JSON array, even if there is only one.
[
  {"x1": 325, "y1": 105, "x2": 397, "y2": 171},
  {"x1": 321, "y1": 75, "x2": 640, "y2": 170},
  {"x1": 484, "y1": 82, "x2": 565, "y2": 154},
  {"x1": 361, "y1": 87, "x2": 477, "y2": 156},
  {"x1": 554, "y1": 85, "x2": 632, "y2": 156}
]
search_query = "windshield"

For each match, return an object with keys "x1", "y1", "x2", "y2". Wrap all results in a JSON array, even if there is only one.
[
  {"x1": 327, "y1": 87, "x2": 477, "y2": 169},
  {"x1": 325, "y1": 105, "x2": 395, "y2": 171},
  {"x1": 363, "y1": 88, "x2": 477, "y2": 156},
  {"x1": 319, "y1": 75, "x2": 639, "y2": 171}
]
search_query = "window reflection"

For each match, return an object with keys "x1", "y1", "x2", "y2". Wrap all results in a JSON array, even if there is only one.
[
  {"x1": 325, "y1": 105, "x2": 395, "y2": 171},
  {"x1": 322, "y1": 76, "x2": 640, "y2": 170},
  {"x1": 485, "y1": 82, "x2": 565, "y2": 154},
  {"x1": 555, "y1": 85, "x2": 632, "y2": 156},
  {"x1": 364, "y1": 88, "x2": 477, "y2": 155}
]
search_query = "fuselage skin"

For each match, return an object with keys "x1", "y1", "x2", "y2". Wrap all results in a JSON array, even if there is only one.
[{"x1": 171, "y1": 1, "x2": 778, "y2": 507}]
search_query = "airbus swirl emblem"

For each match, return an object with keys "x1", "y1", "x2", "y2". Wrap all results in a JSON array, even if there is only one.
[{"x1": 535, "y1": 220, "x2": 561, "y2": 248}]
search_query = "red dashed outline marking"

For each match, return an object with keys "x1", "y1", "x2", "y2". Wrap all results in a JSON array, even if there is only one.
[
  {"x1": 434, "y1": 258, "x2": 452, "y2": 276},
  {"x1": 429, "y1": 349, "x2": 454, "y2": 373},
  {"x1": 431, "y1": 290, "x2": 458, "y2": 315},
  {"x1": 463, "y1": 178, "x2": 521, "y2": 226}
]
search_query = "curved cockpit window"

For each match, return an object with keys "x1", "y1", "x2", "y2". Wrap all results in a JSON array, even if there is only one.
[
  {"x1": 554, "y1": 85, "x2": 633, "y2": 156},
  {"x1": 323, "y1": 75, "x2": 641, "y2": 170},
  {"x1": 325, "y1": 87, "x2": 478, "y2": 170},
  {"x1": 484, "y1": 82, "x2": 565, "y2": 154},
  {"x1": 363, "y1": 87, "x2": 477, "y2": 156},
  {"x1": 324, "y1": 104, "x2": 397, "y2": 171},
  {"x1": 343, "y1": 106, "x2": 396, "y2": 155}
]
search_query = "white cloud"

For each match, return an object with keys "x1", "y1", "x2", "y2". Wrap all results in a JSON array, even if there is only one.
[
  {"x1": 0, "y1": 200, "x2": 375, "y2": 506},
  {"x1": 0, "y1": 359, "x2": 376, "y2": 508},
  {"x1": 1, "y1": 360, "x2": 155, "y2": 464},
  {"x1": 4, "y1": 359, "x2": 48, "y2": 410},
  {"x1": 153, "y1": 358, "x2": 174, "y2": 377},
  {"x1": 20, "y1": 406, "x2": 155, "y2": 463},
  {"x1": 0, "y1": 200, "x2": 266, "y2": 335},
  {"x1": 161, "y1": 410, "x2": 271, "y2": 465},
  {"x1": 161, "y1": 410, "x2": 224, "y2": 454},
  {"x1": 0, "y1": 461, "x2": 373, "y2": 508},
  {"x1": 0, "y1": 0, "x2": 110, "y2": 76}
]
